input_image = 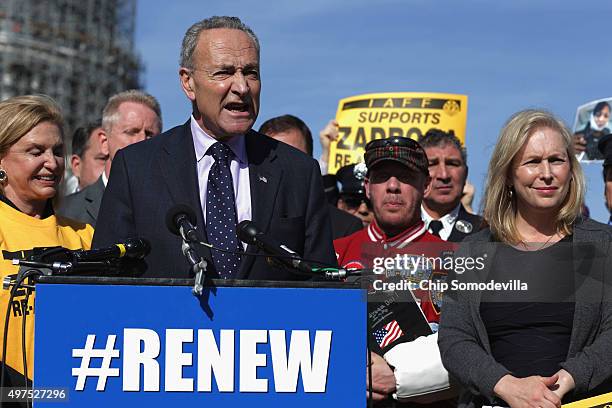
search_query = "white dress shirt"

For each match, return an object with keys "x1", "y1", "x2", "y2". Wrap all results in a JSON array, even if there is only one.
[
  {"x1": 190, "y1": 117, "x2": 252, "y2": 247},
  {"x1": 101, "y1": 170, "x2": 108, "y2": 187},
  {"x1": 420, "y1": 204, "x2": 461, "y2": 241}
]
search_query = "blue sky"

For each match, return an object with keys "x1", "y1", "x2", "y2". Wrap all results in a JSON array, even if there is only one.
[{"x1": 135, "y1": 0, "x2": 612, "y2": 222}]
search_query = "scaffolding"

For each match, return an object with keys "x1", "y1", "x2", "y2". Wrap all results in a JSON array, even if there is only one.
[{"x1": 0, "y1": 0, "x2": 142, "y2": 134}]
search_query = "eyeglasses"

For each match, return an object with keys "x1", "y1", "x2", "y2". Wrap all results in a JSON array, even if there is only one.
[{"x1": 341, "y1": 195, "x2": 372, "y2": 210}]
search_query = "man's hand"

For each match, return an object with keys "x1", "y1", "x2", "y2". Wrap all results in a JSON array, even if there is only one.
[
  {"x1": 319, "y1": 119, "x2": 339, "y2": 165},
  {"x1": 493, "y1": 374, "x2": 561, "y2": 408},
  {"x1": 552, "y1": 369, "x2": 575, "y2": 400},
  {"x1": 573, "y1": 133, "x2": 586, "y2": 153},
  {"x1": 367, "y1": 352, "x2": 396, "y2": 401}
]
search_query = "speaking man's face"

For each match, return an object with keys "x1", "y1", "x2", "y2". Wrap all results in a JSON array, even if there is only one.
[{"x1": 180, "y1": 28, "x2": 261, "y2": 141}]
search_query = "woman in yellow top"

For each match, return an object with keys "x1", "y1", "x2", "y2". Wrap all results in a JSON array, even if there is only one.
[{"x1": 0, "y1": 95, "x2": 93, "y2": 387}]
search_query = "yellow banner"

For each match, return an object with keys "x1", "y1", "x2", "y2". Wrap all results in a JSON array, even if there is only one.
[
  {"x1": 563, "y1": 392, "x2": 612, "y2": 408},
  {"x1": 328, "y1": 92, "x2": 468, "y2": 174}
]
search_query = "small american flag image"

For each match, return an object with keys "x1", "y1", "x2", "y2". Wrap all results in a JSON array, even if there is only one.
[{"x1": 373, "y1": 320, "x2": 403, "y2": 348}]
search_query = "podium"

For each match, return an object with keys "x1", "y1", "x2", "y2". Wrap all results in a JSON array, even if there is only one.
[{"x1": 32, "y1": 277, "x2": 366, "y2": 407}]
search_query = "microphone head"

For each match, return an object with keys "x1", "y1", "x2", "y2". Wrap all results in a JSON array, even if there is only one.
[
  {"x1": 236, "y1": 220, "x2": 260, "y2": 245},
  {"x1": 166, "y1": 204, "x2": 197, "y2": 236},
  {"x1": 123, "y1": 238, "x2": 151, "y2": 259}
]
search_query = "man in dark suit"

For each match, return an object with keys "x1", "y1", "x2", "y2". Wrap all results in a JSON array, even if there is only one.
[
  {"x1": 419, "y1": 129, "x2": 482, "y2": 242},
  {"x1": 59, "y1": 90, "x2": 162, "y2": 226},
  {"x1": 259, "y1": 114, "x2": 362, "y2": 240},
  {"x1": 93, "y1": 16, "x2": 336, "y2": 279},
  {"x1": 66, "y1": 123, "x2": 107, "y2": 194}
]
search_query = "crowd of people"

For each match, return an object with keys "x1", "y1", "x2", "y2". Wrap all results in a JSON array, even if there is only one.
[{"x1": 0, "y1": 14, "x2": 611, "y2": 408}]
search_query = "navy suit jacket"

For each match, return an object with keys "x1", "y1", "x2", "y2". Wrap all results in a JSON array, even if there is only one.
[
  {"x1": 447, "y1": 205, "x2": 484, "y2": 242},
  {"x1": 92, "y1": 121, "x2": 337, "y2": 279}
]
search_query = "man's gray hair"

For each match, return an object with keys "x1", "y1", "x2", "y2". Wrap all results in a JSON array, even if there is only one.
[
  {"x1": 419, "y1": 128, "x2": 467, "y2": 164},
  {"x1": 102, "y1": 89, "x2": 162, "y2": 133},
  {"x1": 180, "y1": 16, "x2": 260, "y2": 70}
]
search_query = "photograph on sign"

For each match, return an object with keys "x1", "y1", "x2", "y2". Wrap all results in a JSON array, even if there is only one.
[{"x1": 573, "y1": 97, "x2": 612, "y2": 162}]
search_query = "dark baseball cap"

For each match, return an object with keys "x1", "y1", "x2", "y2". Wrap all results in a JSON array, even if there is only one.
[{"x1": 364, "y1": 137, "x2": 429, "y2": 176}]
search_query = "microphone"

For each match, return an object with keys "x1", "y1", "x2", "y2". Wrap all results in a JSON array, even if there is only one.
[
  {"x1": 4, "y1": 240, "x2": 150, "y2": 279},
  {"x1": 236, "y1": 220, "x2": 315, "y2": 275},
  {"x1": 165, "y1": 205, "x2": 208, "y2": 295},
  {"x1": 166, "y1": 204, "x2": 199, "y2": 242},
  {"x1": 69, "y1": 238, "x2": 150, "y2": 262},
  {"x1": 11, "y1": 259, "x2": 122, "y2": 276}
]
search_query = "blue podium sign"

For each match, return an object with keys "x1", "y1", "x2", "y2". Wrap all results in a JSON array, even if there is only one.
[{"x1": 34, "y1": 283, "x2": 365, "y2": 407}]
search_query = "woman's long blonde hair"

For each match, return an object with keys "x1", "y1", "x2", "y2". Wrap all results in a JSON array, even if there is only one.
[{"x1": 482, "y1": 109, "x2": 585, "y2": 244}]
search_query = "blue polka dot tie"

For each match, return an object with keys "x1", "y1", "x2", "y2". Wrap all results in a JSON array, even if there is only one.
[{"x1": 206, "y1": 142, "x2": 242, "y2": 278}]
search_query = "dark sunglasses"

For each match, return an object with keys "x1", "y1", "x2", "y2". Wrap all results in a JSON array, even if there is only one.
[{"x1": 342, "y1": 196, "x2": 372, "y2": 210}]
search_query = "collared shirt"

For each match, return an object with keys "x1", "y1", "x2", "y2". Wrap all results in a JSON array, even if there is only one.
[
  {"x1": 334, "y1": 219, "x2": 438, "y2": 269},
  {"x1": 190, "y1": 116, "x2": 252, "y2": 246},
  {"x1": 421, "y1": 204, "x2": 461, "y2": 241},
  {"x1": 102, "y1": 170, "x2": 108, "y2": 187},
  {"x1": 366, "y1": 219, "x2": 427, "y2": 249}
]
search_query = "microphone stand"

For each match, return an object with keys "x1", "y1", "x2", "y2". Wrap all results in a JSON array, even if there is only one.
[{"x1": 178, "y1": 225, "x2": 208, "y2": 296}]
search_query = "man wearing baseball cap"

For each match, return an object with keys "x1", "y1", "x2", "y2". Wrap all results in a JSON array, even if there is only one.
[{"x1": 334, "y1": 137, "x2": 453, "y2": 405}]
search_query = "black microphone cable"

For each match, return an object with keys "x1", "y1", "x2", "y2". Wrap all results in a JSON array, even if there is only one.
[
  {"x1": 196, "y1": 240, "x2": 363, "y2": 280},
  {"x1": 17, "y1": 269, "x2": 41, "y2": 408},
  {"x1": 165, "y1": 206, "x2": 363, "y2": 279},
  {"x1": 1, "y1": 268, "x2": 41, "y2": 407},
  {"x1": 20, "y1": 270, "x2": 39, "y2": 408},
  {"x1": 2, "y1": 272, "x2": 21, "y2": 393}
]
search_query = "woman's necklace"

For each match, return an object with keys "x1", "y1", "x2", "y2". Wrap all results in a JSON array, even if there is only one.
[{"x1": 518, "y1": 232, "x2": 558, "y2": 251}]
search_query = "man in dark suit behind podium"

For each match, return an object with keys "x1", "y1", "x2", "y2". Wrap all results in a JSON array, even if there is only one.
[{"x1": 92, "y1": 16, "x2": 336, "y2": 279}]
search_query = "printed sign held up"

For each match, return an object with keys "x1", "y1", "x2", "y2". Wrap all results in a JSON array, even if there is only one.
[{"x1": 328, "y1": 92, "x2": 468, "y2": 174}]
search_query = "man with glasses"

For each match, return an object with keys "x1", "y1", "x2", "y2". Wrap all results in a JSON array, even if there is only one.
[{"x1": 334, "y1": 137, "x2": 452, "y2": 405}]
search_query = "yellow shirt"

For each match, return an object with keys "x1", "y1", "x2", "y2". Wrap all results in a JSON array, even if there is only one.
[{"x1": 0, "y1": 200, "x2": 93, "y2": 379}]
